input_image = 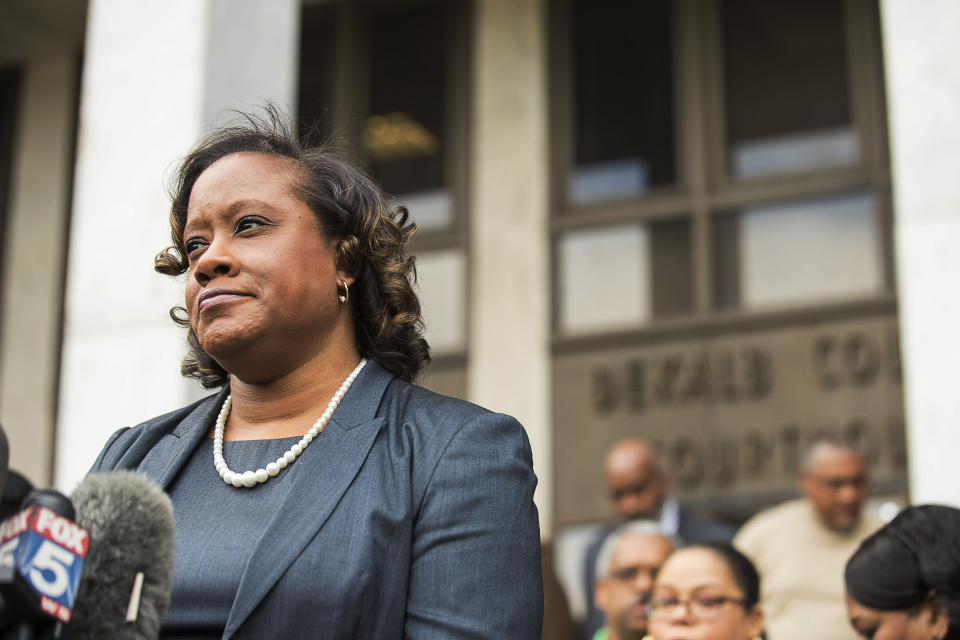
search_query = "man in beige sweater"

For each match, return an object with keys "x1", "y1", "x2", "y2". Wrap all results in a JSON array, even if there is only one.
[{"x1": 734, "y1": 436, "x2": 882, "y2": 640}]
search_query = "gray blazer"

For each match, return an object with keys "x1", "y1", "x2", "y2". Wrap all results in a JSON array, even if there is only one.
[{"x1": 91, "y1": 359, "x2": 543, "y2": 639}]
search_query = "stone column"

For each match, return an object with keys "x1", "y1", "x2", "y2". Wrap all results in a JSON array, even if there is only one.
[
  {"x1": 469, "y1": 0, "x2": 553, "y2": 536},
  {"x1": 55, "y1": 0, "x2": 299, "y2": 490},
  {"x1": 0, "y1": 57, "x2": 77, "y2": 487},
  {"x1": 880, "y1": 0, "x2": 960, "y2": 505}
]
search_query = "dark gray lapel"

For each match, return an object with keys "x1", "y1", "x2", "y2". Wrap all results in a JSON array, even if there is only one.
[
  {"x1": 223, "y1": 360, "x2": 394, "y2": 638},
  {"x1": 135, "y1": 388, "x2": 228, "y2": 490}
]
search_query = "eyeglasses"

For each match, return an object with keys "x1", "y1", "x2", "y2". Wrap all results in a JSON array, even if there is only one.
[
  {"x1": 610, "y1": 481, "x2": 651, "y2": 502},
  {"x1": 647, "y1": 595, "x2": 747, "y2": 620},
  {"x1": 815, "y1": 474, "x2": 867, "y2": 492},
  {"x1": 609, "y1": 565, "x2": 658, "y2": 583}
]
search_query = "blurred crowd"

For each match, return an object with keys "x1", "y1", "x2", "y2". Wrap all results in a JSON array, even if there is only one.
[{"x1": 548, "y1": 436, "x2": 960, "y2": 640}]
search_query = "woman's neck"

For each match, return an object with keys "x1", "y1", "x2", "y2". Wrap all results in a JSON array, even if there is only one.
[{"x1": 219, "y1": 345, "x2": 363, "y2": 441}]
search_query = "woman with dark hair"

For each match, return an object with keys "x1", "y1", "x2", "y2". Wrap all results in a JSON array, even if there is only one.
[
  {"x1": 845, "y1": 505, "x2": 960, "y2": 640},
  {"x1": 90, "y1": 110, "x2": 542, "y2": 639},
  {"x1": 647, "y1": 542, "x2": 764, "y2": 640}
]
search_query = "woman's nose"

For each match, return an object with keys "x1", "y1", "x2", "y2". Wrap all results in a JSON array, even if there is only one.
[
  {"x1": 663, "y1": 600, "x2": 696, "y2": 625},
  {"x1": 192, "y1": 238, "x2": 238, "y2": 284}
]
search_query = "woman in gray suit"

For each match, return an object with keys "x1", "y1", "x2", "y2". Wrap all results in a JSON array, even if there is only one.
[{"x1": 90, "y1": 110, "x2": 543, "y2": 639}]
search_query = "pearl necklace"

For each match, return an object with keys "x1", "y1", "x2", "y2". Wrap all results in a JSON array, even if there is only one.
[{"x1": 213, "y1": 358, "x2": 368, "y2": 488}]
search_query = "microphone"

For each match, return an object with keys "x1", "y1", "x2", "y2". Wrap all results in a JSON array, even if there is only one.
[
  {"x1": 67, "y1": 471, "x2": 175, "y2": 640},
  {"x1": 0, "y1": 489, "x2": 89, "y2": 639},
  {"x1": 0, "y1": 471, "x2": 176, "y2": 639}
]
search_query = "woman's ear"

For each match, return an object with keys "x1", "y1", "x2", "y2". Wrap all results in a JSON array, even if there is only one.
[
  {"x1": 334, "y1": 235, "x2": 359, "y2": 287},
  {"x1": 745, "y1": 604, "x2": 765, "y2": 640},
  {"x1": 336, "y1": 270, "x2": 356, "y2": 288},
  {"x1": 920, "y1": 595, "x2": 949, "y2": 640}
]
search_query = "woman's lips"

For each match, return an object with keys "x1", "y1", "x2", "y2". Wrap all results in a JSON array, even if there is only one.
[{"x1": 198, "y1": 290, "x2": 250, "y2": 311}]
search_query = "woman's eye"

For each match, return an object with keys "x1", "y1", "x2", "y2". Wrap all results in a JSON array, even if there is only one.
[
  {"x1": 236, "y1": 216, "x2": 267, "y2": 233},
  {"x1": 651, "y1": 597, "x2": 679, "y2": 607},
  {"x1": 184, "y1": 238, "x2": 206, "y2": 256},
  {"x1": 694, "y1": 596, "x2": 724, "y2": 608}
]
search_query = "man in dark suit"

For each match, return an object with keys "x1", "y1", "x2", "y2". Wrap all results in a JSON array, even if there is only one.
[{"x1": 580, "y1": 438, "x2": 734, "y2": 640}]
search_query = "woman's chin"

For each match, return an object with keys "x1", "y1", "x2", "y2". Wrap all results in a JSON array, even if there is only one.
[{"x1": 197, "y1": 329, "x2": 262, "y2": 366}]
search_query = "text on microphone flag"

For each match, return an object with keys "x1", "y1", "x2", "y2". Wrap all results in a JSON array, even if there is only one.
[
  {"x1": 33, "y1": 507, "x2": 89, "y2": 556},
  {"x1": 0, "y1": 504, "x2": 89, "y2": 622}
]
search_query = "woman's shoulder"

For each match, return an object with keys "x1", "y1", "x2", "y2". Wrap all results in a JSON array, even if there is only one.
[
  {"x1": 377, "y1": 377, "x2": 531, "y2": 458},
  {"x1": 91, "y1": 392, "x2": 223, "y2": 472},
  {"x1": 380, "y1": 378, "x2": 487, "y2": 421},
  {"x1": 376, "y1": 378, "x2": 536, "y2": 512},
  {"x1": 379, "y1": 377, "x2": 524, "y2": 434}
]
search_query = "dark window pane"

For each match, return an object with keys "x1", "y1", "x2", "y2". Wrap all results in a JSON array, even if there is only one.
[
  {"x1": 651, "y1": 219, "x2": 692, "y2": 317},
  {"x1": 711, "y1": 213, "x2": 741, "y2": 311},
  {"x1": 722, "y1": 0, "x2": 856, "y2": 177},
  {"x1": 297, "y1": 4, "x2": 338, "y2": 141},
  {"x1": 570, "y1": 0, "x2": 675, "y2": 205},
  {"x1": 297, "y1": 2, "x2": 453, "y2": 231},
  {"x1": 365, "y1": 3, "x2": 449, "y2": 229}
]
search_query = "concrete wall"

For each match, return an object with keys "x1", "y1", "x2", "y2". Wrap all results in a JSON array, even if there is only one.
[
  {"x1": 55, "y1": 0, "x2": 299, "y2": 491},
  {"x1": 881, "y1": 0, "x2": 960, "y2": 505},
  {"x1": 0, "y1": 57, "x2": 77, "y2": 487},
  {"x1": 469, "y1": 0, "x2": 553, "y2": 536}
]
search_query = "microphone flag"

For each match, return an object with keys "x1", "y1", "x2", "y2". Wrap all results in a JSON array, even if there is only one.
[{"x1": 0, "y1": 504, "x2": 89, "y2": 624}]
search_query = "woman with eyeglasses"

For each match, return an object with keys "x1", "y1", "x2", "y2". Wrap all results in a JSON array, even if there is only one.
[
  {"x1": 647, "y1": 542, "x2": 765, "y2": 640},
  {"x1": 844, "y1": 505, "x2": 960, "y2": 640}
]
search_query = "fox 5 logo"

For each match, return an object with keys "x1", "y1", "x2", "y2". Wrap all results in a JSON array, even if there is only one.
[{"x1": 1, "y1": 506, "x2": 88, "y2": 619}]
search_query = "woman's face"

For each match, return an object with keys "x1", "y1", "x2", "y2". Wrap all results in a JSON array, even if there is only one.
[
  {"x1": 648, "y1": 548, "x2": 763, "y2": 640},
  {"x1": 183, "y1": 152, "x2": 347, "y2": 380},
  {"x1": 845, "y1": 594, "x2": 947, "y2": 640}
]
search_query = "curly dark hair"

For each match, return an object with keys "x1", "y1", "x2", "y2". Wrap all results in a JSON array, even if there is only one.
[
  {"x1": 846, "y1": 505, "x2": 960, "y2": 640},
  {"x1": 155, "y1": 108, "x2": 431, "y2": 386}
]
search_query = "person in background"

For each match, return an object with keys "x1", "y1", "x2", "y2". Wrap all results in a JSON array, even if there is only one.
[
  {"x1": 647, "y1": 542, "x2": 764, "y2": 640},
  {"x1": 592, "y1": 521, "x2": 675, "y2": 640},
  {"x1": 845, "y1": 505, "x2": 960, "y2": 640},
  {"x1": 735, "y1": 434, "x2": 882, "y2": 640},
  {"x1": 582, "y1": 439, "x2": 735, "y2": 639},
  {"x1": 0, "y1": 424, "x2": 34, "y2": 521}
]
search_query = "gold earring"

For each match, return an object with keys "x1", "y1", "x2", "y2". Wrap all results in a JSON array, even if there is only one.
[{"x1": 337, "y1": 279, "x2": 349, "y2": 304}]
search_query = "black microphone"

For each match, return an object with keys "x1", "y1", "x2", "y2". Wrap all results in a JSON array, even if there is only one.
[
  {"x1": 0, "y1": 488, "x2": 88, "y2": 640},
  {"x1": 67, "y1": 471, "x2": 175, "y2": 640}
]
